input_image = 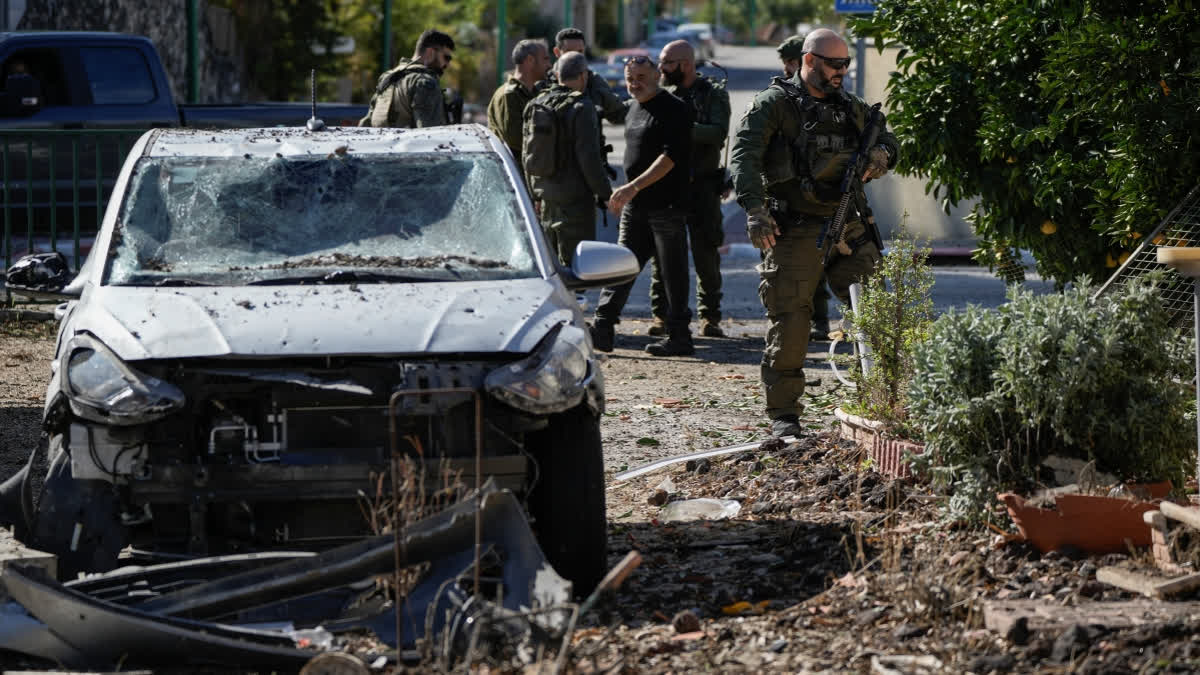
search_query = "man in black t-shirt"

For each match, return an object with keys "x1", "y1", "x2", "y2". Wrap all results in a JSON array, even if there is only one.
[{"x1": 589, "y1": 56, "x2": 694, "y2": 357}]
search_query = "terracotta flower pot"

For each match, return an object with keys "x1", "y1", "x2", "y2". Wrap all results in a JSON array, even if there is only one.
[
  {"x1": 998, "y1": 490, "x2": 1165, "y2": 554},
  {"x1": 834, "y1": 407, "x2": 925, "y2": 479}
]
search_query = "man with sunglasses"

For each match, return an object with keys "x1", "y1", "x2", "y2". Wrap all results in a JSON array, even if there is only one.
[
  {"x1": 729, "y1": 28, "x2": 899, "y2": 439},
  {"x1": 360, "y1": 29, "x2": 455, "y2": 128},
  {"x1": 590, "y1": 55, "x2": 695, "y2": 357}
]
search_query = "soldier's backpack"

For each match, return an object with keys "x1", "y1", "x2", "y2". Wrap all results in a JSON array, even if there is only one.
[{"x1": 521, "y1": 89, "x2": 579, "y2": 179}]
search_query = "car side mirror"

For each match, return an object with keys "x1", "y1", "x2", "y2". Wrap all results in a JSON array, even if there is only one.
[
  {"x1": 5, "y1": 251, "x2": 78, "y2": 299},
  {"x1": 560, "y1": 241, "x2": 639, "y2": 291},
  {"x1": 1, "y1": 74, "x2": 42, "y2": 117}
]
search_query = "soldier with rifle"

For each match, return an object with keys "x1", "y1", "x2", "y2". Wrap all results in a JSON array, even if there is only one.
[{"x1": 729, "y1": 28, "x2": 898, "y2": 438}]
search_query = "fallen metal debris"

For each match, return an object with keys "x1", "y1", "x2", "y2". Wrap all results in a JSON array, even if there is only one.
[
  {"x1": 614, "y1": 436, "x2": 800, "y2": 482},
  {"x1": 0, "y1": 481, "x2": 575, "y2": 670}
]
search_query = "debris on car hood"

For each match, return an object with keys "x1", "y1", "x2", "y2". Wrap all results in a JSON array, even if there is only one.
[
  {"x1": 0, "y1": 481, "x2": 575, "y2": 670},
  {"x1": 74, "y1": 281, "x2": 572, "y2": 361}
]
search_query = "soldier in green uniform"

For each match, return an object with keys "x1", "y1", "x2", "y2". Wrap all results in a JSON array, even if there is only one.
[
  {"x1": 487, "y1": 39, "x2": 551, "y2": 174},
  {"x1": 778, "y1": 34, "x2": 833, "y2": 341},
  {"x1": 645, "y1": 40, "x2": 732, "y2": 338},
  {"x1": 522, "y1": 52, "x2": 612, "y2": 267},
  {"x1": 359, "y1": 30, "x2": 455, "y2": 128},
  {"x1": 553, "y1": 28, "x2": 628, "y2": 128},
  {"x1": 729, "y1": 28, "x2": 898, "y2": 437}
]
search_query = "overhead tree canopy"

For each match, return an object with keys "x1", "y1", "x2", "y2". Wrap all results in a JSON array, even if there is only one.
[{"x1": 851, "y1": 0, "x2": 1200, "y2": 283}]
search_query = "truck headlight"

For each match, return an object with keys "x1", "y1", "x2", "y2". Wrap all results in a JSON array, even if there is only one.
[
  {"x1": 485, "y1": 323, "x2": 591, "y2": 415},
  {"x1": 63, "y1": 335, "x2": 185, "y2": 425}
]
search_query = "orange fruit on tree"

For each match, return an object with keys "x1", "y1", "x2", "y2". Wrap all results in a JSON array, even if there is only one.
[{"x1": 1040, "y1": 220, "x2": 1057, "y2": 235}]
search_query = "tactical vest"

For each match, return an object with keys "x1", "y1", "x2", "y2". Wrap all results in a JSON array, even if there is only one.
[
  {"x1": 359, "y1": 60, "x2": 438, "y2": 128},
  {"x1": 763, "y1": 77, "x2": 867, "y2": 203},
  {"x1": 679, "y1": 76, "x2": 715, "y2": 125}
]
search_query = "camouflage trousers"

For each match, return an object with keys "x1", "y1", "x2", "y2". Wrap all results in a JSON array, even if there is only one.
[
  {"x1": 758, "y1": 217, "x2": 880, "y2": 419},
  {"x1": 540, "y1": 200, "x2": 597, "y2": 266},
  {"x1": 648, "y1": 184, "x2": 724, "y2": 323}
]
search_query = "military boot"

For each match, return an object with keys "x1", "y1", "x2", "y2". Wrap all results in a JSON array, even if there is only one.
[
  {"x1": 589, "y1": 318, "x2": 615, "y2": 353},
  {"x1": 699, "y1": 318, "x2": 725, "y2": 338},
  {"x1": 645, "y1": 323, "x2": 694, "y2": 357},
  {"x1": 770, "y1": 415, "x2": 802, "y2": 438},
  {"x1": 647, "y1": 316, "x2": 668, "y2": 336}
]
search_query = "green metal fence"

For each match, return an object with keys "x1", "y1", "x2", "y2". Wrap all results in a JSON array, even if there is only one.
[{"x1": 1, "y1": 129, "x2": 148, "y2": 273}]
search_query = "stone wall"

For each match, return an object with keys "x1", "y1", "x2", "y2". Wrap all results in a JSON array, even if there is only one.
[{"x1": 18, "y1": 0, "x2": 244, "y2": 102}]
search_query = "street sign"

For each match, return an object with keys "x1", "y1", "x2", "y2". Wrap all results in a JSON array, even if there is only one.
[{"x1": 834, "y1": 0, "x2": 877, "y2": 12}]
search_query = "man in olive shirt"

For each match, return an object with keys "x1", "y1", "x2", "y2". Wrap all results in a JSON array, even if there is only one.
[
  {"x1": 647, "y1": 39, "x2": 732, "y2": 339},
  {"x1": 523, "y1": 52, "x2": 612, "y2": 267},
  {"x1": 487, "y1": 39, "x2": 551, "y2": 173},
  {"x1": 590, "y1": 56, "x2": 694, "y2": 357},
  {"x1": 360, "y1": 30, "x2": 455, "y2": 128}
]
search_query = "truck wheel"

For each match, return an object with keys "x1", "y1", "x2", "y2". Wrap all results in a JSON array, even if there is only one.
[
  {"x1": 525, "y1": 406, "x2": 607, "y2": 597},
  {"x1": 33, "y1": 436, "x2": 127, "y2": 579}
]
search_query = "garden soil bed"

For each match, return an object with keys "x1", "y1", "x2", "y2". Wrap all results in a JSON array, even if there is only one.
[{"x1": 1, "y1": 312, "x2": 1199, "y2": 672}]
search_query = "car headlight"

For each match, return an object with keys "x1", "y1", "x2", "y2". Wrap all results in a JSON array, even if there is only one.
[
  {"x1": 63, "y1": 335, "x2": 185, "y2": 425},
  {"x1": 485, "y1": 323, "x2": 591, "y2": 415}
]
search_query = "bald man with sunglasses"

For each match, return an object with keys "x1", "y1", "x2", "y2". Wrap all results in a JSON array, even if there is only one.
[{"x1": 729, "y1": 28, "x2": 899, "y2": 439}]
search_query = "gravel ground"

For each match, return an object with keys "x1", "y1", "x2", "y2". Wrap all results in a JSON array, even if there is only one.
[{"x1": 3, "y1": 310, "x2": 1200, "y2": 673}]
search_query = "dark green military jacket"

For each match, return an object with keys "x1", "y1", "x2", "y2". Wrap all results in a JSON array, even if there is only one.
[
  {"x1": 666, "y1": 75, "x2": 731, "y2": 177},
  {"x1": 584, "y1": 70, "x2": 628, "y2": 124},
  {"x1": 524, "y1": 84, "x2": 612, "y2": 206},
  {"x1": 359, "y1": 59, "x2": 445, "y2": 128},
  {"x1": 487, "y1": 76, "x2": 543, "y2": 163},
  {"x1": 729, "y1": 75, "x2": 898, "y2": 216}
]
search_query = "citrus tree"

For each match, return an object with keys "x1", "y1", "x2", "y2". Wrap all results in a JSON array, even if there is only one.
[{"x1": 851, "y1": 0, "x2": 1200, "y2": 283}]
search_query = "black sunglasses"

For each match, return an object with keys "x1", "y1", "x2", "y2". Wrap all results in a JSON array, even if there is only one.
[
  {"x1": 809, "y1": 52, "x2": 851, "y2": 70},
  {"x1": 625, "y1": 55, "x2": 657, "y2": 68}
]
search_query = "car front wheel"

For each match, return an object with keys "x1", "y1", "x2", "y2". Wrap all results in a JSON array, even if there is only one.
[{"x1": 524, "y1": 405, "x2": 607, "y2": 597}]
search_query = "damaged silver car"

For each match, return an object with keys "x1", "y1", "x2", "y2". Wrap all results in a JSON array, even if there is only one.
[{"x1": 1, "y1": 125, "x2": 637, "y2": 594}]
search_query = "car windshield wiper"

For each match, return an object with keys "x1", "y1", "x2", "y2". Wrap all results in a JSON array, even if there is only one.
[{"x1": 245, "y1": 270, "x2": 429, "y2": 286}]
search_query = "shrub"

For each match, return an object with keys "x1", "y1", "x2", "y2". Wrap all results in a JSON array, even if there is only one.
[
  {"x1": 909, "y1": 277, "x2": 1195, "y2": 524},
  {"x1": 844, "y1": 229, "x2": 935, "y2": 432}
]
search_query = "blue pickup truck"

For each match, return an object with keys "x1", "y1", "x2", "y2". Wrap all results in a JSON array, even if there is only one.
[{"x1": 0, "y1": 31, "x2": 367, "y2": 263}]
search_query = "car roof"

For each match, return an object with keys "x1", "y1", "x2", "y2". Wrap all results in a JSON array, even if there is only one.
[{"x1": 143, "y1": 124, "x2": 499, "y2": 159}]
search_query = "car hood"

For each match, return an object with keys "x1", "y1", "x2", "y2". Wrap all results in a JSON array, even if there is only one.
[{"x1": 71, "y1": 280, "x2": 575, "y2": 361}]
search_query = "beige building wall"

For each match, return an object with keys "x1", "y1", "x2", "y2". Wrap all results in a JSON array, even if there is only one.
[{"x1": 857, "y1": 40, "x2": 978, "y2": 250}]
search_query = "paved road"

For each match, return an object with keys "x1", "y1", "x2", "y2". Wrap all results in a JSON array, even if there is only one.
[{"x1": 583, "y1": 45, "x2": 1053, "y2": 323}]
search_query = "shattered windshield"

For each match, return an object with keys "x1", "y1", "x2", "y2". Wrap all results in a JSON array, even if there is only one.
[{"x1": 104, "y1": 152, "x2": 537, "y2": 285}]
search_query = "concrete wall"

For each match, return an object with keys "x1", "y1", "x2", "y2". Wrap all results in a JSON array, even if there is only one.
[{"x1": 856, "y1": 39, "x2": 978, "y2": 250}]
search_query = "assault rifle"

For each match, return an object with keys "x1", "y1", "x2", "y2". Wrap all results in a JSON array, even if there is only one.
[{"x1": 818, "y1": 102, "x2": 884, "y2": 266}]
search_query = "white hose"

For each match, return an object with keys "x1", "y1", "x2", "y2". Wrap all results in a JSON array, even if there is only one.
[{"x1": 828, "y1": 282, "x2": 873, "y2": 387}]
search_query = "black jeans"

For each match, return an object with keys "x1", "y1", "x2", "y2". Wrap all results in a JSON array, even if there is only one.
[{"x1": 595, "y1": 204, "x2": 692, "y2": 328}]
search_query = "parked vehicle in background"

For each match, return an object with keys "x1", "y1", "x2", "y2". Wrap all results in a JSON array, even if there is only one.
[
  {"x1": 673, "y1": 25, "x2": 718, "y2": 59},
  {"x1": 677, "y1": 22, "x2": 734, "y2": 45},
  {"x1": 1, "y1": 123, "x2": 639, "y2": 595},
  {"x1": 590, "y1": 62, "x2": 629, "y2": 100},
  {"x1": 640, "y1": 31, "x2": 713, "y2": 62},
  {"x1": 0, "y1": 31, "x2": 366, "y2": 265}
]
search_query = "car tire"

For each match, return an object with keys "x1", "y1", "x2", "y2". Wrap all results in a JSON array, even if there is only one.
[
  {"x1": 33, "y1": 435, "x2": 128, "y2": 579},
  {"x1": 525, "y1": 405, "x2": 608, "y2": 598}
]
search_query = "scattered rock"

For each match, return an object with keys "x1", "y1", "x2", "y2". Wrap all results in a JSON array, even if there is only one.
[
  {"x1": 672, "y1": 610, "x2": 701, "y2": 634},
  {"x1": 967, "y1": 653, "x2": 1015, "y2": 673},
  {"x1": 893, "y1": 622, "x2": 926, "y2": 640},
  {"x1": 854, "y1": 606, "x2": 888, "y2": 626},
  {"x1": 767, "y1": 638, "x2": 787, "y2": 653},
  {"x1": 647, "y1": 489, "x2": 669, "y2": 506},
  {"x1": 751, "y1": 501, "x2": 774, "y2": 515},
  {"x1": 1050, "y1": 623, "x2": 1103, "y2": 663},
  {"x1": 1004, "y1": 616, "x2": 1030, "y2": 645},
  {"x1": 813, "y1": 467, "x2": 839, "y2": 486},
  {"x1": 692, "y1": 458, "x2": 712, "y2": 474}
]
